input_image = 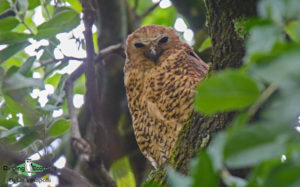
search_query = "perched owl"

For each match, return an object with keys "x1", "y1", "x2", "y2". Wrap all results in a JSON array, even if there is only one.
[{"x1": 124, "y1": 25, "x2": 208, "y2": 168}]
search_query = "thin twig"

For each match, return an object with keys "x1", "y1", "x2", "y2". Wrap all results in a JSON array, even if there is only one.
[
  {"x1": 64, "y1": 71, "x2": 91, "y2": 161},
  {"x1": 21, "y1": 20, "x2": 34, "y2": 34},
  {"x1": 247, "y1": 83, "x2": 277, "y2": 118},
  {"x1": 39, "y1": 56, "x2": 85, "y2": 66},
  {"x1": 140, "y1": 1, "x2": 161, "y2": 18},
  {"x1": 99, "y1": 162, "x2": 118, "y2": 187},
  {"x1": 95, "y1": 43, "x2": 125, "y2": 62},
  {"x1": 133, "y1": 0, "x2": 139, "y2": 11}
]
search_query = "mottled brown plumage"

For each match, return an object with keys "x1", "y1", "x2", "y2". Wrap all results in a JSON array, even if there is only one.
[{"x1": 124, "y1": 25, "x2": 208, "y2": 168}]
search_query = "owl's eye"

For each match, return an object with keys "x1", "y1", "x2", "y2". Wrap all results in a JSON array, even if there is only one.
[
  {"x1": 134, "y1": 43, "x2": 145, "y2": 48},
  {"x1": 159, "y1": 36, "x2": 168, "y2": 44}
]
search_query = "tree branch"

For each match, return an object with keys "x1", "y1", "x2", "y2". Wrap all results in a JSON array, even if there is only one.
[{"x1": 39, "y1": 56, "x2": 85, "y2": 66}]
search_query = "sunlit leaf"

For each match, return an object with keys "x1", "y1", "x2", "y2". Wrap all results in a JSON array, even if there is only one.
[
  {"x1": 66, "y1": 0, "x2": 82, "y2": 13},
  {"x1": 109, "y1": 156, "x2": 136, "y2": 187},
  {"x1": 198, "y1": 37, "x2": 211, "y2": 52},
  {"x1": 35, "y1": 7, "x2": 80, "y2": 39},
  {"x1": 142, "y1": 6, "x2": 178, "y2": 27},
  {"x1": 3, "y1": 95, "x2": 40, "y2": 126},
  {"x1": 190, "y1": 151, "x2": 218, "y2": 187},
  {"x1": 285, "y1": 21, "x2": 300, "y2": 42},
  {"x1": 28, "y1": 0, "x2": 40, "y2": 10},
  {"x1": 74, "y1": 74, "x2": 86, "y2": 94},
  {"x1": 48, "y1": 119, "x2": 71, "y2": 137},
  {"x1": 0, "y1": 41, "x2": 30, "y2": 64},
  {"x1": 45, "y1": 73, "x2": 62, "y2": 89},
  {"x1": 0, "y1": 17, "x2": 19, "y2": 32},
  {"x1": 0, "y1": 118, "x2": 20, "y2": 130},
  {"x1": 0, "y1": 0, "x2": 9, "y2": 13}
]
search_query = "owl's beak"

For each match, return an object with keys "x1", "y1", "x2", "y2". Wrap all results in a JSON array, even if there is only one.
[{"x1": 145, "y1": 46, "x2": 161, "y2": 64}]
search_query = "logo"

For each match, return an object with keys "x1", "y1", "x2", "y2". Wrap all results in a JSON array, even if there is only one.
[{"x1": 3, "y1": 159, "x2": 51, "y2": 184}]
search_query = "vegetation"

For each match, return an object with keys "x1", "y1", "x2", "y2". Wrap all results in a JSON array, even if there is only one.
[{"x1": 0, "y1": 0, "x2": 299, "y2": 186}]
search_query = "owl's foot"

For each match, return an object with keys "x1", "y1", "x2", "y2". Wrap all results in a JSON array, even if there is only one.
[{"x1": 71, "y1": 137, "x2": 91, "y2": 161}]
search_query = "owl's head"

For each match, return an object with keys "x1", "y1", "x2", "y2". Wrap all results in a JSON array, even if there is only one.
[{"x1": 126, "y1": 25, "x2": 180, "y2": 65}]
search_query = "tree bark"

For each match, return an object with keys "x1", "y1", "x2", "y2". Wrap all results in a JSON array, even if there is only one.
[
  {"x1": 75, "y1": 0, "x2": 148, "y2": 185},
  {"x1": 149, "y1": 0, "x2": 257, "y2": 184}
]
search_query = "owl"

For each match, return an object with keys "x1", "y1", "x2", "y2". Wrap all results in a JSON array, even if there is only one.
[{"x1": 124, "y1": 25, "x2": 209, "y2": 168}]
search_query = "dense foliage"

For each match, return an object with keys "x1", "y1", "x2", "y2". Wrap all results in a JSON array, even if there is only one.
[{"x1": 0, "y1": 0, "x2": 299, "y2": 186}]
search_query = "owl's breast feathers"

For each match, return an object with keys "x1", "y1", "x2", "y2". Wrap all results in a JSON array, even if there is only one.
[{"x1": 124, "y1": 43, "x2": 208, "y2": 167}]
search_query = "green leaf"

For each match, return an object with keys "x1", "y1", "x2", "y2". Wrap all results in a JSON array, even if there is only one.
[
  {"x1": 109, "y1": 156, "x2": 136, "y2": 187},
  {"x1": 142, "y1": 6, "x2": 178, "y2": 27},
  {"x1": 167, "y1": 167, "x2": 192, "y2": 187},
  {"x1": 0, "y1": 17, "x2": 19, "y2": 32},
  {"x1": 93, "y1": 32, "x2": 98, "y2": 52},
  {"x1": 45, "y1": 73, "x2": 61, "y2": 88},
  {"x1": 0, "y1": 118, "x2": 20, "y2": 130},
  {"x1": 73, "y1": 74, "x2": 86, "y2": 94},
  {"x1": 3, "y1": 95, "x2": 40, "y2": 126},
  {"x1": 252, "y1": 50, "x2": 300, "y2": 87},
  {"x1": 0, "y1": 32, "x2": 32, "y2": 44},
  {"x1": 198, "y1": 37, "x2": 211, "y2": 52},
  {"x1": 190, "y1": 151, "x2": 218, "y2": 187},
  {"x1": 48, "y1": 73, "x2": 68, "y2": 106},
  {"x1": 18, "y1": 56, "x2": 36, "y2": 75},
  {"x1": 130, "y1": 0, "x2": 153, "y2": 15},
  {"x1": 3, "y1": 71, "x2": 43, "y2": 92},
  {"x1": 28, "y1": 0, "x2": 40, "y2": 10},
  {"x1": 0, "y1": 126, "x2": 30, "y2": 139},
  {"x1": 0, "y1": 41, "x2": 30, "y2": 64},
  {"x1": 0, "y1": 0, "x2": 9, "y2": 13},
  {"x1": 207, "y1": 132, "x2": 226, "y2": 171},
  {"x1": 195, "y1": 70, "x2": 260, "y2": 114},
  {"x1": 258, "y1": 0, "x2": 285, "y2": 24},
  {"x1": 224, "y1": 124, "x2": 289, "y2": 169},
  {"x1": 48, "y1": 119, "x2": 71, "y2": 137},
  {"x1": 247, "y1": 159, "x2": 280, "y2": 187},
  {"x1": 263, "y1": 162, "x2": 300, "y2": 187},
  {"x1": 35, "y1": 7, "x2": 80, "y2": 39},
  {"x1": 15, "y1": 129, "x2": 40, "y2": 148},
  {"x1": 285, "y1": 21, "x2": 300, "y2": 42},
  {"x1": 245, "y1": 24, "x2": 284, "y2": 62},
  {"x1": 66, "y1": 0, "x2": 82, "y2": 13},
  {"x1": 262, "y1": 89, "x2": 300, "y2": 125}
]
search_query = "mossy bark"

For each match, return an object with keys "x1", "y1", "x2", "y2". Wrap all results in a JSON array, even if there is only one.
[{"x1": 148, "y1": 0, "x2": 257, "y2": 184}]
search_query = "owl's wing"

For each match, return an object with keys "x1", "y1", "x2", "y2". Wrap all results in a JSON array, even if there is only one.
[
  {"x1": 146, "y1": 47, "x2": 208, "y2": 123},
  {"x1": 143, "y1": 47, "x2": 209, "y2": 161},
  {"x1": 185, "y1": 49, "x2": 209, "y2": 80}
]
